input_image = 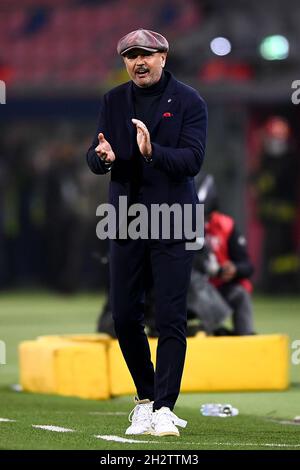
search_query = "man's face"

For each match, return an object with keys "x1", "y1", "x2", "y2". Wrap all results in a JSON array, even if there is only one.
[{"x1": 123, "y1": 49, "x2": 167, "y2": 87}]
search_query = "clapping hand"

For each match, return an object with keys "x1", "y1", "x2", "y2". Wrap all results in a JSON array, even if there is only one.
[
  {"x1": 95, "y1": 133, "x2": 116, "y2": 163},
  {"x1": 132, "y1": 119, "x2": 152, "y2": 159}
]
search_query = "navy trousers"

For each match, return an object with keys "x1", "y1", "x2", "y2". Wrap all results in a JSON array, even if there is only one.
[{"x1": 109, "y1": 238, "x2": 194, "y2": 411}]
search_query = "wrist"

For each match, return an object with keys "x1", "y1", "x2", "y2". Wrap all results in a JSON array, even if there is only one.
[{"x1": 143, "y1": 145, "x2": 152, "y2": 162}]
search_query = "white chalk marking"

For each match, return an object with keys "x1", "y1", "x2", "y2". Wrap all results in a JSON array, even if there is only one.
[
  {"x1": 95, "y1": 435, "x2": 300, "y2": 448},
  {"x1": 211, "y1": 442, "x2": 300, "y2": 448},
  {"x1": 268, "y1": 418, "x2": 300, "y2": 426},
  {"x1": 95, "y1": 435, "x2": 158, "y2": 444},
  {"x1": 2, "y1": 419, "x2": 300, "y2": 448},
  {"x1": 32, "y1": 425, "x2": 75, "y2": 433}
]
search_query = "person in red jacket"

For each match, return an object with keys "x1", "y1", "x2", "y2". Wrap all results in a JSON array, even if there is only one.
[{"x1": 195, "y1": 173, "x2": 255, "y2": 335}]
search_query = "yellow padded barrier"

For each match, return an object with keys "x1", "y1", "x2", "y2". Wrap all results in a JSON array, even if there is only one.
[
  {"x1": 19, "y1": 333, "x2": 289, "y2": 399},
  {"x1": 36, "y1": 333, "x2": 111, "y2": 344},
  {"x1": 19, "y1": 338, "x2": 110, "y2": 399},
  {"x1": 20, "y1": 340, "x2": 59, "y2": 394},
  {"x1": 108, "y1": 338, "x2": 158, "y2": 396},
  {"x1": 181, "y1": 334, "x2": 289, "y2": 391},
  {"x1": 108, "y1": 334, "x2": 289, "y2": 395}
]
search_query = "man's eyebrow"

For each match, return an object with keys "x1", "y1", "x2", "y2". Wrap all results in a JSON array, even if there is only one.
[{"x1": 127, "y1": 52, "x2": 154, "y2": 58}]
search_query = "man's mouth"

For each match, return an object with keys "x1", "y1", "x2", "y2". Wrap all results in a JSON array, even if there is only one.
[{"x1": 136, "y1": 69, "x2": 149, "y2": 77}]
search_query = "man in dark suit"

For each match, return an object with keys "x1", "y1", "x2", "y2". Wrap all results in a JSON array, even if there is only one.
[{"x1": 87, "y1": 29, "x2": 207, "y2": 437}]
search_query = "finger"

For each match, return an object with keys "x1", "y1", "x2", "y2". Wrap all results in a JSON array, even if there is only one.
[
  {"x1": 136, "y1": 127, "x2": 146, "y2": 137},
  {"x1": 132, "y1": 118, "x2": 143, "y2": 126},
  {"x1": 100, "y1": 152, "x2": 108, "y2": 161},
  {"x1": 95, "y1": 144, "x2": 104, "y2": 153},
  {"x1": 98, "y1": 132, "x2": 105, "y2": 143},
  {"x1": 132, "y1": 120, "x2": 149, "y2": 139},
  {"x1": 132, "y1": 118, "x2": 148, "y2": 130},
  {"x1": 135, "y1": 124, "x2": 148, "y2": 137},
  {"x1": 95, "y1": 145, "x2": 107, "y2": 159}
]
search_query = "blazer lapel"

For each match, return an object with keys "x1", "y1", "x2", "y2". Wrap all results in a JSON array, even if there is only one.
[
  {"x1": 125, "y1": 82, "x2": 137, "y2": 156},
  {"x1": 125, "y1": 82, "x2": 135, "y2": 134},
  {"x1": 148, "y1": 72, "x2": 178, "y2": 134}
]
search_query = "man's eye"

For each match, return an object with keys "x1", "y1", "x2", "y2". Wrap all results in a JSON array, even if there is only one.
[{"x1": 128, "y1": 53, "x2": 152, "y2": 59}]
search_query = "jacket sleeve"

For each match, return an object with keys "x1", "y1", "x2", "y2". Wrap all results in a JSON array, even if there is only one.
[
  {"x1": 151, "y1": 94, "x2": 207, "y2": 177},
  {"x1": 228, "y1": 226, "x2": 254, "y2": 279},
  {"x1": 86, "y1": 96, "x2": 113, "y2": 175}
]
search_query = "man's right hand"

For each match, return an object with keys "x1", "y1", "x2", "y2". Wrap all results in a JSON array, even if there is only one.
[
  {"x1": 95, "y1": 133, "x2": 116, "y2": 163},
  {"x1": 220, "y1": 260, "x2": 237, "y2": 282}
]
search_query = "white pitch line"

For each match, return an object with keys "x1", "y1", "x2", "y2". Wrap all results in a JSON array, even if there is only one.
[
  {"x1": 95, "y1": 435, "x2": 300, "y2": 448},
  {"x1": 2, "y1": 419, "x2": 299, "y2": 448},
  {"x1": 95, "y1": 435, "x2": 159, "y2": 444},
  {"x1": 210, "y1": 442, "x2": 300, "y2": 448},
  {"x1": 32, "y1": 425, "x2": 75, "y2": 433},
  {"x1": 267, "y1": 418, "x2": 300, "y2": 426}
]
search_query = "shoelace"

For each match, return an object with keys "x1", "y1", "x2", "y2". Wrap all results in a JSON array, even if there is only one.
[
  {"x1": 152, "y1": 408, "x2": 187, "y2": 428},
  {"x1": 128, "y1": 403, "x2": 152, "y2": 424}
]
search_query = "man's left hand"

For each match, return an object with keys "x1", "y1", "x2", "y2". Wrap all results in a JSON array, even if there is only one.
[{"x1": 132, "y1": 119, "x2": 152, "y2": 159}]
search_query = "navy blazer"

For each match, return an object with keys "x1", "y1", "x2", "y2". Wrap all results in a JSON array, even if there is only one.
[{"x1": 87, "y1": 71, "x2": 207, "y2": 241}]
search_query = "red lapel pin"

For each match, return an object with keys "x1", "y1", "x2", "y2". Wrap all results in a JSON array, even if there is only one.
[{"x1": 163, "y1": 112, "x2": 173, "y2": 118}]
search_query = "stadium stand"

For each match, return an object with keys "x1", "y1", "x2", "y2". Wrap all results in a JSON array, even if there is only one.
[{"x1": 0, "y1": 0, "x2": 201, "y2": 90}]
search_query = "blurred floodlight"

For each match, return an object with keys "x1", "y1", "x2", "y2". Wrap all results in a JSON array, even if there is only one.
[
  {"x1": 259, "y1": 35, "x2": 289, "y2": 60},
  {"x1": 210, "y1": 37, "x2": 231, "y2": 56}
]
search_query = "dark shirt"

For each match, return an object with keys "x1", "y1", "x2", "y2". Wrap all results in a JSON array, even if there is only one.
[
  {"x1": 132, "y1": 71, "x2": 169, "y2": 128},
  {"x1": 130, "y1": 71, "x2": 169, "y2": 202}
]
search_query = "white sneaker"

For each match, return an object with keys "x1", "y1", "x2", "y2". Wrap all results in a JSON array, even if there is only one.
[
  {"x1": 125, "y1": 397, "x2": 153, "y2": 435},
  {"x1": 151, "y1": 407, "x2": 187, "y2": 437}
]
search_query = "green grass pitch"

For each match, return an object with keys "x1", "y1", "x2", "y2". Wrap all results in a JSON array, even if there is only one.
[{"x1": 0, "y1": 292, "x2": 300, "y2": 450}]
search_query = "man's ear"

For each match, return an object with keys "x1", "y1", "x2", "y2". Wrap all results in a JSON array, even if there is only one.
[{"x1": 161, "y1": 53, "x2": 167, "y2": 68}]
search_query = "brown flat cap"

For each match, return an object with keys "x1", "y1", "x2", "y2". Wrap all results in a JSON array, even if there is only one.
[{"x1": 117, "y1": 29, "x2": 169, "y2": 56}]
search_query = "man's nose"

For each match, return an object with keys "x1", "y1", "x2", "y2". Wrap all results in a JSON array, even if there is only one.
[{"x1": 136, "y1": 56, "x2": 146, "y2": 64}]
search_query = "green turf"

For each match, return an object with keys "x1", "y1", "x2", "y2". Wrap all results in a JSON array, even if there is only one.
[{"x1": 0, "y1": 292, "x2": 300, "y2": 450}]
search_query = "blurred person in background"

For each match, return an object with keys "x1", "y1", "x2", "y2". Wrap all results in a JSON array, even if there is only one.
[
  {"x1": 254, "y1": 116, "x2": 299, "y2": 293},
  {"x1": 86, "y1": 29, "x2": 207, "y2": 437},
  {"x1": 196, "y1": 174, "x2": 255, "y2": 336}
]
